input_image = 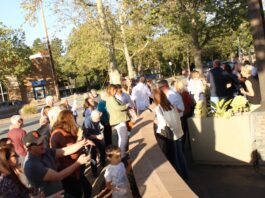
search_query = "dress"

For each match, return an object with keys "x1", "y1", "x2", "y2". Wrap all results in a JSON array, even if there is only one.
[
  {"x1": 0, "y1": 174, "x2": 29, "y2": 198},
  {"x1": 104, "y1": 162, "x2": 132, "y2": 198}
]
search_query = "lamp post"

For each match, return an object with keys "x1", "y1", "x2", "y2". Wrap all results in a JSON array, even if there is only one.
[
  {"x1": 40, "y1": 0, "x2": 60, "y2": 100},
  {"x1": 169, "y1": 61, "x2": 173, "y2": 77}
]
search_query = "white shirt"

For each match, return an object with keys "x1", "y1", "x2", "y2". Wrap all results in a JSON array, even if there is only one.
[
  {"x1": 155, "y1": 105, "x2": 183, "y2": 140},
  {"x1": 166, "y1": 89, "x2": 185, "y2": 117},
  {"x1": 104, "y1": 162, "x2": 132, "y2": 197},
  {"x1": 188, "y1": 78, "x2": 204, "y2": 103},
  {"x1": 131, "y1": 82, "x2": 151, "y2": 111}
]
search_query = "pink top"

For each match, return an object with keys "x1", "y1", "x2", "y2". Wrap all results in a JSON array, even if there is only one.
[{"x1": 8, "y1": 128, "x2": 27, "y2": 157}]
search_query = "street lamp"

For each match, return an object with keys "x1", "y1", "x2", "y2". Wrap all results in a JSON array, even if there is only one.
[{"x1": 168, "y1": 61, "x2": 173, "y2": 77}]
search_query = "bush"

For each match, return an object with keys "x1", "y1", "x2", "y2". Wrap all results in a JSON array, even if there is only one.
[{"x1": 20, "y1": 104, "x2": 38, "y2": 115}]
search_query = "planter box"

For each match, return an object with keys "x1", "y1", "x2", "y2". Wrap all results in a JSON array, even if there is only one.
[{"x1": 188, "y1": 114, "x2": 255, "y2": 165}]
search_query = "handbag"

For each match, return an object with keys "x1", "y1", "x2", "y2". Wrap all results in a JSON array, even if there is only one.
[{"x1": 158, "y1": 106, "x2": 174, "y2": 140}]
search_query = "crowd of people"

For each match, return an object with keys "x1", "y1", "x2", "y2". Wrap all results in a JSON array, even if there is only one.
[{"x1": 0, "y1": 59, "x2": 261, "y2": 197}]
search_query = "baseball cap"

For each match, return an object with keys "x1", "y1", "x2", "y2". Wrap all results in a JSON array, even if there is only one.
[
  {"x1": 10, "y1": 115, "x2": 22, "y2": 125},
  {"x1": 23, "y1": 131, "x2": 45, "y2": 147}
]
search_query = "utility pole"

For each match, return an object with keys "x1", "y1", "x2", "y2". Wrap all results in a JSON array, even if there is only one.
[
  {"x1": 40, "y1": 0, "x2": 60, "y2": 100},
  {"x1": 248, "y1": 0, "x2": 265, "y2": 103}
]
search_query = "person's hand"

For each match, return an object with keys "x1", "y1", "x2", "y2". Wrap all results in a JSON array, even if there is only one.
[
  {"x1": 96, "y1": 134, "x2": 104, "y2": 140},
  {"x1": 240, "y1": 88, "x2": 245, "y2": 94},
  {"x1": 226, "y1": 83, "x2": 232, "y2": 88},
  {"x1": 77, "y1": 154, "x2": 90, "y2": 165},
  {"x1": 81, "y1": 138, "x2": 95, "y2": 146}
]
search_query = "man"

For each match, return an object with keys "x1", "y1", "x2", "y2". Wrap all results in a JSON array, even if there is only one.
[
  {"x1": 41, "y1": 95, "x2": 54, "y2": 117},
  {"x1": 23, "y1": 131, "x2": 93, "y2": 197},
  {"x1": 91, "y1": 89, "x2": 101, "y2": 104},
  {"x1": 60, "y1": 95, "x2": 78, "y2": 121},
  {"x1": 83, "y1": 110, "x2": 106, "y2": 177},
  {"x1": 8, "y1": 115, "x2": 27, "y2": 162},
  {"x1": 207, "y1": 59, "x2": 229, "y2": 104},
  {"x1": 158, "y1": 80, "x2": 185, "y2": 117},
  {"x1": 131, "y1": 76, "x2": 152, "y2": 115}
]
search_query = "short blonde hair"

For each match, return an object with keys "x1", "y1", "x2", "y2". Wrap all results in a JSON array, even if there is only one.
[
  {"x1": 241, "y1": 65, "x2": 252, "y2": 76},
  {"x1": 174, "y1": 80, "x2": 187, "y2": 93}
]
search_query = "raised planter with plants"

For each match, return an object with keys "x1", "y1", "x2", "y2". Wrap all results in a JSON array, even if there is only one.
[{"x1": 188, "y1": 96, "x2": 255, "y2": 165}]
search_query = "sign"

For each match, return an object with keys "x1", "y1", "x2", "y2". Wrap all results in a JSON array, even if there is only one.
[{"x1": 32, "y1": 80, "x2": 46, "y2": 87}]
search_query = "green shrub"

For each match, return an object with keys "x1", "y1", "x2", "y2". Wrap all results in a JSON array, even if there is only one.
[{"x1": 20, "y1": 104, "x2": 38, "y2": 115}]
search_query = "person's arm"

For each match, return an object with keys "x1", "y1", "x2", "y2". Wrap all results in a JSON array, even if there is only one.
[
  {"x1": 55, "y1": 139, "x2": 94, "y2": 158},
  {"x1": 43, "y1": 154, "x2": 90, "y2": 182},
  {"x1": 240, "y1": 80, "x2": 254, "y2": 97},
  {"x1": 71, "y1": 94, "x2": 77, "y2": 112}
]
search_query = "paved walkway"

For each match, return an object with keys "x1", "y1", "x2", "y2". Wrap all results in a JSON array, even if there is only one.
[{"x1": 185, "y1": 150, "x2": 265, "y2": 198}]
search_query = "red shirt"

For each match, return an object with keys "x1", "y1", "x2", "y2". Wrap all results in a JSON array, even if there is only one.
[{"x1": 8, "y1": 128, "x2": 27, "y2": 157}]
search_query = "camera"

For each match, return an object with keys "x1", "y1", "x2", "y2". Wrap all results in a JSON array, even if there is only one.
[{"x1": 81, "y1": 145, "x2": 92, "y2": 156}]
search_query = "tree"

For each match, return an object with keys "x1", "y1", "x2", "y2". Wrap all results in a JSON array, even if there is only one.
[
  {"x1": 0, "y1": 23, "x2": 32, "y2": 81},
  {"x1": 151, "y1": 0, "x2": 248, "y2": 72}
]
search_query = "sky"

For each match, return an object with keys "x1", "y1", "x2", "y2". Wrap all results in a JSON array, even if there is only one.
[{"x1": 0, "y1": 0, "x2": 72, "y2": 46}]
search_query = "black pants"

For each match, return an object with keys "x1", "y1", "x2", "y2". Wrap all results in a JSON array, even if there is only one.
[
  {"x1": 62, "y1": 169, "x2": 92, "y2": 198},
  {"x1": 91, "y1": 139, "x2": 106, "y2": 175},
  {"x1": 102, "y1": 123, "x2": 112, "y2": 147}
]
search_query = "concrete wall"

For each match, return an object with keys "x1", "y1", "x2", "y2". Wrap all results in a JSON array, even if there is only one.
[
  {"x1": 188, "y1": 114, "x2": 255, "y2": 165},
  {"x1": 130, "y1": 107, "x2": 197, "y2": 197}
]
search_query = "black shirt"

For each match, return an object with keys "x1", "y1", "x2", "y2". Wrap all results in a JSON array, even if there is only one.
[
  {"x1": 207, "y1": 67, "x2": 229, "y2": 98},
  {"x1": 247, "y1": 76, "x2": 261, "y2": 104}
]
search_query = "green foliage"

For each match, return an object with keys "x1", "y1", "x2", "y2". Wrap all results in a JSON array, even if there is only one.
[
  {"x1": 0, "y1": 23, "x2": 32, "y2": 81},
  {"x1": 211, "y1": 99, "x2": 233, "y2": 118},
  {"x1": 230, "y1": 95, "x2": 250, "y2": 113},
  {"x1": 194, "y1": 100, "x2": 207, "y2": 117},
  {"x1": 20, "y1": 104, "x2": 38, "y2": 115}
]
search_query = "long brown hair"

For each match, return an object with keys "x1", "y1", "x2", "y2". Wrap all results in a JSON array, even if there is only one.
[
  {"x1": 106, "y1": 84, "x2": 118, "y2": 96},
  {"x1": 0, "y1": 145, "x2": 29, "y2": 193},
  {"x1": 153, "y1": 89, "x2": 173, "y2": 111},
  {"x1": 83, "y1": 96, "x2": 96, "y2": 110},
  {"x1": 52, "y1": 110, "x2": 78, "y2": 137}
]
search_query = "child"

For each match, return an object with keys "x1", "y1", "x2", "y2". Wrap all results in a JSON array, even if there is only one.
[{"x1": 104, "y1": 145, "x2": 132, "y2": 198}]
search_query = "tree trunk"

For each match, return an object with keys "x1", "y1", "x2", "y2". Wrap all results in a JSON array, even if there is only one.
[
  {"x1": 192, "y1": 30, "x2": 203, "y2": 73},
  {"x1": 118, "y1": 2, "x2": 136, "y2": 79},
  {"x1": 96, "y1": 0, "x2": 121, "y2": 84},
  {"x1": 248, "y1": 0, "x2": 265, "y2": 103}
]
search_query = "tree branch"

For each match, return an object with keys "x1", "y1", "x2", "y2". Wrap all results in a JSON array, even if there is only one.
[{"x1": 131, "y1": 41, "x2": 149, "y2": 58}]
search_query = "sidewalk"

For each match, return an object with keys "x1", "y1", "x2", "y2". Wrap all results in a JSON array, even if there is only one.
[{"x1": 0, "y1": 94, "x2": 81, "y2": 124}]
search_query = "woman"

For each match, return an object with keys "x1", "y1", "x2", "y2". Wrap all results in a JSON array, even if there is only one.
[
  {"x1": 173, "y1": 80, "x2": 194, "y2": 150},
  {"x1": 0, "y1": 145, "x2": 30, "y2": 197},
  {"x1": 188, "y1": 70, "x2": 204, "y2": 103},
  {"x1": 153, "y1": 89, "x2": 188, "y2": 180},
  {"x1": 50, "y1": 110, "x2": 92, "y2": 198},
  {"x1": 83, "y1": 96, "x2": 98, "y2": 118},
  {"x1": 240, "y1": 65, "x2": 261, "y2": 108},
  {"x1": 106, "y1": 84, "x2": 130, "y2": 159},
  {"x1": 98, "y1": 91, "x2": 112, "y2": 147}
]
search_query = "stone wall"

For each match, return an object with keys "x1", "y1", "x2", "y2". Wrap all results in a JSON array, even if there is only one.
[{"x1": 130, "y1": 106, "x2": 197, "y2": 197}]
